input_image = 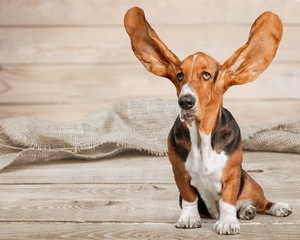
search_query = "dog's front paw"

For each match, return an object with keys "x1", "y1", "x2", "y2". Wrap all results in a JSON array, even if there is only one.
[
  {"x1": 175, "y1": 198, "x2": 202, "y2": 229},
  {"x1": 215, "y1": 199, "x2": 240, "y2": 234},
  {"x1": 213, "y1": 220, "x2": 240, "y2": 235},
  {"x1": 175, "y1": 215, "x2": 202, "y2": 229}
]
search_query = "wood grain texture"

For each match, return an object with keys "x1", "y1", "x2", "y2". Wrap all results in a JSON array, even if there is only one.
[
  {"x1": 0, "y1": 101, "x2": 298, "y2": 125},
  {"x1": 0, "y1": 152, "x2": 299, "y2": 239},
  {"x1": 224, "y1": 101, "x2": 300, "y2": 127},
  {"x1": 0, "y1": 1, "x2": 299, "y2": 239},
  {"x1": 0, "y1": 184, "x2": 297, "y2": 206},
  {"x1": 0, "y1": 222, "x2": 299, "y2": 240},
  {"x1": 0, "y1": 184, "x2": 298, "y2": 223},
  {"x1": 0, "y1": 152, "x2": 299, "y2": 187},
  {"x1": 0, "y1": 25, "x2": 298, "y2": 64},
  {"x1": 0, "y1": 185, "x2": 179, "y2": 223},
  {"x1": 0, "y1": 64, "x2": 299, "y2": 104},
  {"x1": 0, "y1": 155, "x2": 173, "y2": 184},
  {"x1": 0, "y1": 0, "x2": 299, "y2": 25}
]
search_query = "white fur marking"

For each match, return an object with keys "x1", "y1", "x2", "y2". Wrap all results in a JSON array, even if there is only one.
[
  {"x1": 214, "y1": 200, "x2": 240, "y2": 235},
  {"x1": 189, "y1": 54, "x2": 198, "y2": 80},
  {"x1": 179, "y1": 54, "x2": 198, "y2": 98},
  {"x1": 266, "y1": 202, "x2": 292, "y2": 217},
  {"x1": 178, "y1": 83, "x2": 197, "y2": 123},
  {"x1": 184, "y1": 122, "x2": 228, "y2": 219},
  {"x1": 178, "y1": 54, "x2": 199, "y2": 122},
  {"x1": 176, "y1": 198, "x2": 202, "y2": 228},
  {"x1": 179, "y1": 83, "x2": 195, "y2": 97}
]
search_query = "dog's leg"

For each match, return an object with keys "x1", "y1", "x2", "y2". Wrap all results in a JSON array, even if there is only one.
[
  {"x1": 172, "y1": 164, "x2": 202, "y2": 228},
  {"x1": 237, "y1": 171, "x2": 292, "y2": 218},
  {"x1": 168, "y1": 122, "x2": 202, "y2": 229},
  {"x1": 214, "y1": 149, "x2": 242, "y2": 235},
  {"x1": 213, "y1": 176, "x2": 241, "y2": 235},
  {"x1": 213, "y1": 179, "x2": 240, "y2": 233},
  {"x1": 168, "y1": 138, "x2": 202, "y2": 228}
]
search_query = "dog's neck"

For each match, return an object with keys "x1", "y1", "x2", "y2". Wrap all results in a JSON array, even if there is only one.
[
  {"x1": 197, "y1": 97, "x2": 223, "y2": 136},
  {"x1": 199, "y1": 107, "x2": 222, "y2": 136}
]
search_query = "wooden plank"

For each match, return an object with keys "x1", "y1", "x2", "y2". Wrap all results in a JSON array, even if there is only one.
[
  {"x1": 0, "y1": 222, "x2": 299, "y2": 240},
  {"x1": 0, "y1": 152, "x2": 299, "y2": 186},
  {"x1": 0, "y1": 101, "x2": 299, "y2": 125},
  {"x1": 0, "y1": 65, "x2": 174, "y2": 104},
  {"x1": 0, "y1": 184, "x2": 297, "y2": 206},
  {"x1": 223, "y1": 101, "x2": 300, "y2": 127},
  {"x1": 0, "y1": 0, "x2": 299, "y2": 25},
  {"x1": 0, "y1": 156, "x2": 173, "y2": 184},
  {"x1": 0, "y1": 184, "x2": 179, "y2": 223},
  {"x1": 0, "y1": 183, "x2": 298, "y2": 223},
  {"x1": 0, "y1": 184, "x2": 178, "y2": 202},
  {"x1": 0, "y1": 25, "x2": 298, "y2": 64},
  {"x1": 0, "y1": 64, "x2": 299, "y2": 104},
  {"x1": 0, "y1": 104, "x2": 102, "y2": 122},
  {"x1": 0, "y1": 152, "x2": 298, "y2": 238}
]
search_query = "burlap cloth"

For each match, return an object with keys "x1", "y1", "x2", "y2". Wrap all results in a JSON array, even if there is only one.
[{"x1": 0, "y1": 98, "x2": 299, "y2": 170}]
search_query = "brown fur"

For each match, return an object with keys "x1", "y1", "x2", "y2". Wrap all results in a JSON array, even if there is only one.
[
  {"x1": 221, "y1": 142, "x2": 243, "y2": 206},
  {"x1": 168, "y1": 138, "x2": 196, "y2": 202}
]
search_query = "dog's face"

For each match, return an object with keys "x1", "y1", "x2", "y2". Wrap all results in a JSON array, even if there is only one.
[
  {"x1": 124, "y1": 7, "x2": 283, "y2": 129},
  {"x1": 175, "y1": 52, "x2": 222, "y2": 127}
]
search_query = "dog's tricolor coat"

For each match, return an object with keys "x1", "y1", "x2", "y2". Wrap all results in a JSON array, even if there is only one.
[{"x1": 124, "y1": 7, "x2": 292, "y2": 235}]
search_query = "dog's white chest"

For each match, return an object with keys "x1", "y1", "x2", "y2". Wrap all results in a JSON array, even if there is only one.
[{"x1": 185, "y1": 123, "x2": 228, "y2": 212}]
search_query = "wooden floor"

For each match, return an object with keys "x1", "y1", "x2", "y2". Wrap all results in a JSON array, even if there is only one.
[{"x1": 0, "y1": 151, "x2": 299, "y2": 239}]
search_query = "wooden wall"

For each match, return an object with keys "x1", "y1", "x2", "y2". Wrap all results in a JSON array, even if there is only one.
[{"x1": 0, "y1": 0, "x2": 299, "y2": 126}]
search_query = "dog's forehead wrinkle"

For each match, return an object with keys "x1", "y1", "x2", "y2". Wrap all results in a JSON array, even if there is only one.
[{"x1": 181, "y1": 53, "x2": 218, "y2": 77}]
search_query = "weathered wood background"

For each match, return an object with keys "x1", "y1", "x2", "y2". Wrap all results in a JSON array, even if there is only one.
[
  {"x1": 0, "y1": 152, "x2": 299, "y2": 239},
  {"x1": 0, "y1": 1, "x2": 299, "y2": 239},
  {"x1": 0, "y1": 0, "x2": 299, "y2": 125}
]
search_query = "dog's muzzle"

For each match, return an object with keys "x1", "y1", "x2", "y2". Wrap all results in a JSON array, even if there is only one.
[{"x1": 178, "y1": 94, "x2": 196, "y2": 126}]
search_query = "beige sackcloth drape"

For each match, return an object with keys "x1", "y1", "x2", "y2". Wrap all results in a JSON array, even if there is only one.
[{"x1": 0, "y1": 98, "x2": 299, "y2": 171}]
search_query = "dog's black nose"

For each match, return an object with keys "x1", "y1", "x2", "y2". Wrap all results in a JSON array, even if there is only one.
[{"x1": 178, "y1": 94, "x2": 196, "y2": 110}]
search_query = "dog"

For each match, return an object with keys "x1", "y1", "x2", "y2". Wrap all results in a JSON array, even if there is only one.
[{"x1": 124, "y1": 7, "x2": 292, "y2": 235}]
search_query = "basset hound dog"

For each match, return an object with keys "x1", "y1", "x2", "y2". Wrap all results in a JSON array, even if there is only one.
[{"x1": 124, "y1": 7, "x2": 292, "y2": 235}]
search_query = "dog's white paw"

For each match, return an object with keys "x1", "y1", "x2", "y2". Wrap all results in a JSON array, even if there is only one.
[
  {"x1": 175, "y1": 198, "x2": 201, "y2": 229},
  {"x1": 214, "y1": 200, "x2": 240, "y2": 235},
  {"x1": 175, "y1": 215, "x2": 202, "y2": 229},
  {"x1": 266, "y1": 202, "x2": 292, "y2": 217},
  {"x1": 213, "y1": 220, "x2": 240, "y2": 235}
]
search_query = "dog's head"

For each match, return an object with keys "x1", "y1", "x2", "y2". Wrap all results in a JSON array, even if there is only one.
[{"x1": 124, "y1": 7, "x2": 283, "y2": 130}]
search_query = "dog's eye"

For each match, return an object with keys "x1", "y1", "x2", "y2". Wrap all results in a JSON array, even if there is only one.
[
  {"x1": 202, "y1": 71, "x2": 211, "y2": 81},
  {"x1": 177, "y1": 72, "x2": 184, "y2": 81}
]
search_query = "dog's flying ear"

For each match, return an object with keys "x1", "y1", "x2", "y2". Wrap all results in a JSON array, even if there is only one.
[
  {"x1": 220, "y1": 12, "x2": 283, "y2": 91},
  {"x1": 124, "y1": 7, "x2": 180, "y2": 81}
]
